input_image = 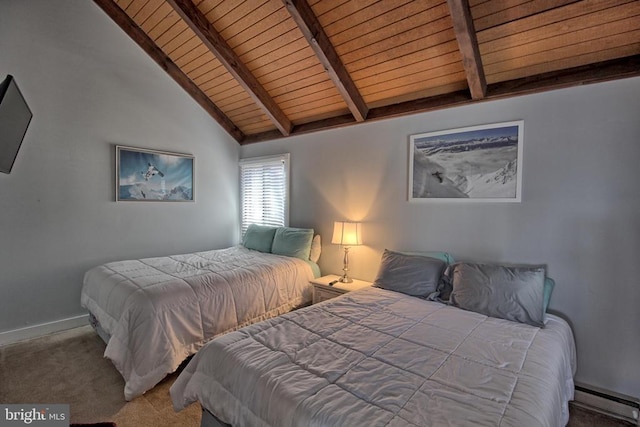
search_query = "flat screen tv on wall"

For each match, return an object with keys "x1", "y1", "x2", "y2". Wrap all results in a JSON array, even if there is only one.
[{"x1": 0, "y1": 75, "x2": 33, "y2": 174}]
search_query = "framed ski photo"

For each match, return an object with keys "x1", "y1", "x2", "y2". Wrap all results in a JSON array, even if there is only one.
[
  {"x1": 116, "y1": 146, "x2": 194, "y2": 202},
  {"x1": 408, "y1": 121, "x2": 523, "y2": 202}
]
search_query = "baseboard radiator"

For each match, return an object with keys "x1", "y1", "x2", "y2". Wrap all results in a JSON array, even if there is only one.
[{"x1": 574, "y1": 382, "x2": 639, "y2": 425}]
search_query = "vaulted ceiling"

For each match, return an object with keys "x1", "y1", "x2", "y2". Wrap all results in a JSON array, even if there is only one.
[{"x1": 95, "y1": 0, "x2": 640, "y2": 144}]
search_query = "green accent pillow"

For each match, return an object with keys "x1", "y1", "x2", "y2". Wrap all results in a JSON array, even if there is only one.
[
  {"x1": 400, "y1": 251, "x2": 454, "y2": 264},
  {"x1": 543, "y1": 277, "x2": 555, "y2": 313},
  {"x1": 242, "y1": 224, "x2": 277, "y2": 253},
  {"x1": 271, "y1": 227, "x2": 314, "y2": 260}
]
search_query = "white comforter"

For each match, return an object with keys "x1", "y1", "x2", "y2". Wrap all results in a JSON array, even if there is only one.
[
  {"x1": 81, "y1": 245, "x2": 315, "y2": 400},
  {"x1": 171, "y1": 287, "x2": 576, "y2": 427}
]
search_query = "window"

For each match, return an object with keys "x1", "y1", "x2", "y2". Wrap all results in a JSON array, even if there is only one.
[{"x1": 239, "y1": 153, "x2": 289, "y2": 237}]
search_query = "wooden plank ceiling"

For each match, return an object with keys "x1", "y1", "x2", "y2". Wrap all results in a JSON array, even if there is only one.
[{"x1": 95, "y1": 0, "x2": 640, "y2": 144}]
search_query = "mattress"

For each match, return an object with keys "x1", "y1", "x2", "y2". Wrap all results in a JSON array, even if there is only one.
[
  {"x1": 81, "y1": 245, "x2": 316, "y2": 400},
  {"x1": 171, "y1": 286, "x2": 576, "y2": 427}
]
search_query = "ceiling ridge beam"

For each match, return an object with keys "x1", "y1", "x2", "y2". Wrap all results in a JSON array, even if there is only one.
[
  {"x1": 243, "y1": 54, "x2": 640, "y2": 144},
  {"x1": 447, "y1": 0, "x2": 487, "y2": 100},
  {"x1": 283, "y1": 0, "x2": 369, "y2": 122},
  {"x1": 92, "y1": 0, "x2": 244, "y2": 143},
  {"x1": 167, "y1": 0, "x2": 292, "y2": 136},
  {"x1": 486, "y1": 54, "x2": 640, "y2": 97}
]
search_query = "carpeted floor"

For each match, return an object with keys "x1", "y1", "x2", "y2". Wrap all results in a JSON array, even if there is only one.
[
  {"x1": 71, "y1": 423, "x2": 116, "y2": 427},
  {"x1": 0, "y1": 326, "x2": 635, "y2": 427},
  {"x1": 0, "y1": 326, "x2": 200, "y2": 426}
]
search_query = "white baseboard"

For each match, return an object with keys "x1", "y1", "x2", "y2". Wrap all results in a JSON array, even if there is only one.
[
  {"x1": 0, "y1": 314, "x2": 89, "y2": 346},
  {"x1": 574, "y1": 382, "x2": 639, "y2": 425}
]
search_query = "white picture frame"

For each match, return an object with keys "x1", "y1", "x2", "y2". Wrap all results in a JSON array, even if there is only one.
[
  {"x1": 408, "y1": 121, "x2": 524, "y2": 202},
  {"x1": 116, "y1": 145, "x2": 194, "y2": 202}
]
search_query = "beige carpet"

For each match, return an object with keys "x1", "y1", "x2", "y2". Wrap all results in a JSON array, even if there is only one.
[
  {"x1": 0, "y1": 326, "x2": 635, "y2": 427},
  {"x1": 0, "y1": 326, "x2": 200, "y2": 426}
]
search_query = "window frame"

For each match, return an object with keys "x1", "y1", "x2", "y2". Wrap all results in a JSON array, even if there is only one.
[{"x1": 239, "y1": 153, "x2": 290, "y2": 238}]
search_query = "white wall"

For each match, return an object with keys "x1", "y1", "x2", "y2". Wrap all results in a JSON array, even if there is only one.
[
  {"x1": 241, "y1": 77, "x2": 640, "y2": 398},
  {"x1": 0, "y1": 0, "x2": 239, "y2": 334},
  {"x1": 1, "y1": 0, "x2": 637, "y2": 402}
]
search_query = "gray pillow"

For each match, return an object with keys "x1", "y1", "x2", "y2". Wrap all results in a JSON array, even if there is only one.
[
  {"x1": 242, "y1": 224, "x2": 277, "y2": 253},
  {"x1": 373, "y1": 249, "x2": 446, "y2": 297},
  {"x1": 449, "y1": 263, "x2": 546, "y2": 327}
]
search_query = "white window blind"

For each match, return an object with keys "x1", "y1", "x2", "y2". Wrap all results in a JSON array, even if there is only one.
[{"x1": 239, "y1": 154, "x2": 289, "y2": 237}]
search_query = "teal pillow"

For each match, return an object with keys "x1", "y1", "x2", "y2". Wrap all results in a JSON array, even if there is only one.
[
  {"x1": 543, "y1": 277, "x2": 555, "y2": 313},
  {"x1": 400, "y1": 251, "x2": 454, "y2": 264},
  {"x1": 242, "y1": 224, "x2": 277, "y2": 253},
  {"x1": 271, "y1": 227, "x2": 314, "y2": 260}
]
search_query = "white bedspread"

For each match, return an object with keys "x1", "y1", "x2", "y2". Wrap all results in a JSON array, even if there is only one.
[
  {"x1": 171, "y1": 287, "x2": 576, "y2": 427},
  {"x1": 81, "y1": 245, "x2": 315, "y2": 400}
]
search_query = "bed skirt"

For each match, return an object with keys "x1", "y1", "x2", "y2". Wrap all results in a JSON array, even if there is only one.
[
  {"x1": 88, "y1": 312, "x2": 110, "y2": 345},
  {"x1": 201, "y1": 409, "x2": 230, "y2": 427}
]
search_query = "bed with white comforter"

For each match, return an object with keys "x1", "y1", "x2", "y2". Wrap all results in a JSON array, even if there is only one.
[
  {"x1": 81, "y1": 245, "x2": 317, "y2": 400},
  {"x1": 171, "y1": 286, "x2": 576, "y2": 426}
]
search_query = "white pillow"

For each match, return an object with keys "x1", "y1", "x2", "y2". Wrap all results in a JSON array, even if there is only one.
[{"x1": 309, "y1": 234, "x2": 321, "y2": 263}]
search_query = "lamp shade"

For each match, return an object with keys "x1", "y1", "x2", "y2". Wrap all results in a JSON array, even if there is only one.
[{"x1": 331, "y1": 221, "x2": 362, "y2": 246}]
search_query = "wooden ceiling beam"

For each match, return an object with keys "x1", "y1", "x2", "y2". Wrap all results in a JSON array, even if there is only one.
[
  {"x1": 447, "y1": 0, "x2": 487, "y2": 100},
  {"x1": 242, "y1": 115, "x2": 358, "y2": 144},
  {"x1": 486, "y1": 54, "x2": 640, "y2": 98},
  {"x1": 283, "y1": 0, "x2": 369, "y2": 122},
  {"x1": 92, "y1": 0, "x2": 244, "y2": 143},
  {"x1": 166, "y1": 0, "x2": 292, "y2": 136},
  {"x1": 243, "y1": 54, "x2": 640, "y2": 144}
]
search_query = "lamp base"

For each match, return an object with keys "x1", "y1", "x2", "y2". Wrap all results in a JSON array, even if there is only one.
[
  {"x1": 338, "y1": 275, "x2": 353, "y2": 283},
  {"x1": 339, "y1": 246, "x2": 353, "y2": 284}
]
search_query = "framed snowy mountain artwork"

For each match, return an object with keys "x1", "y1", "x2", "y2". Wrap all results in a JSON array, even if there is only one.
[
  {"x1": 116, "y1": 146, "x2": 194, "y2": 202},
  {"x1": 408, "y1": 121, "x2": 523, "y2": 202}
]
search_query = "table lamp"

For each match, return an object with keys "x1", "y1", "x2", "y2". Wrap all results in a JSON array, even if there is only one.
[{"x1": 331, "y1": 221, "x2": 362, "y2": 283}]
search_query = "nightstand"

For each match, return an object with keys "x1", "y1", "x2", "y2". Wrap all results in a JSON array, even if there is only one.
[{"x1": 311, "y1": 274, "x2": 372, "y2": 304}]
